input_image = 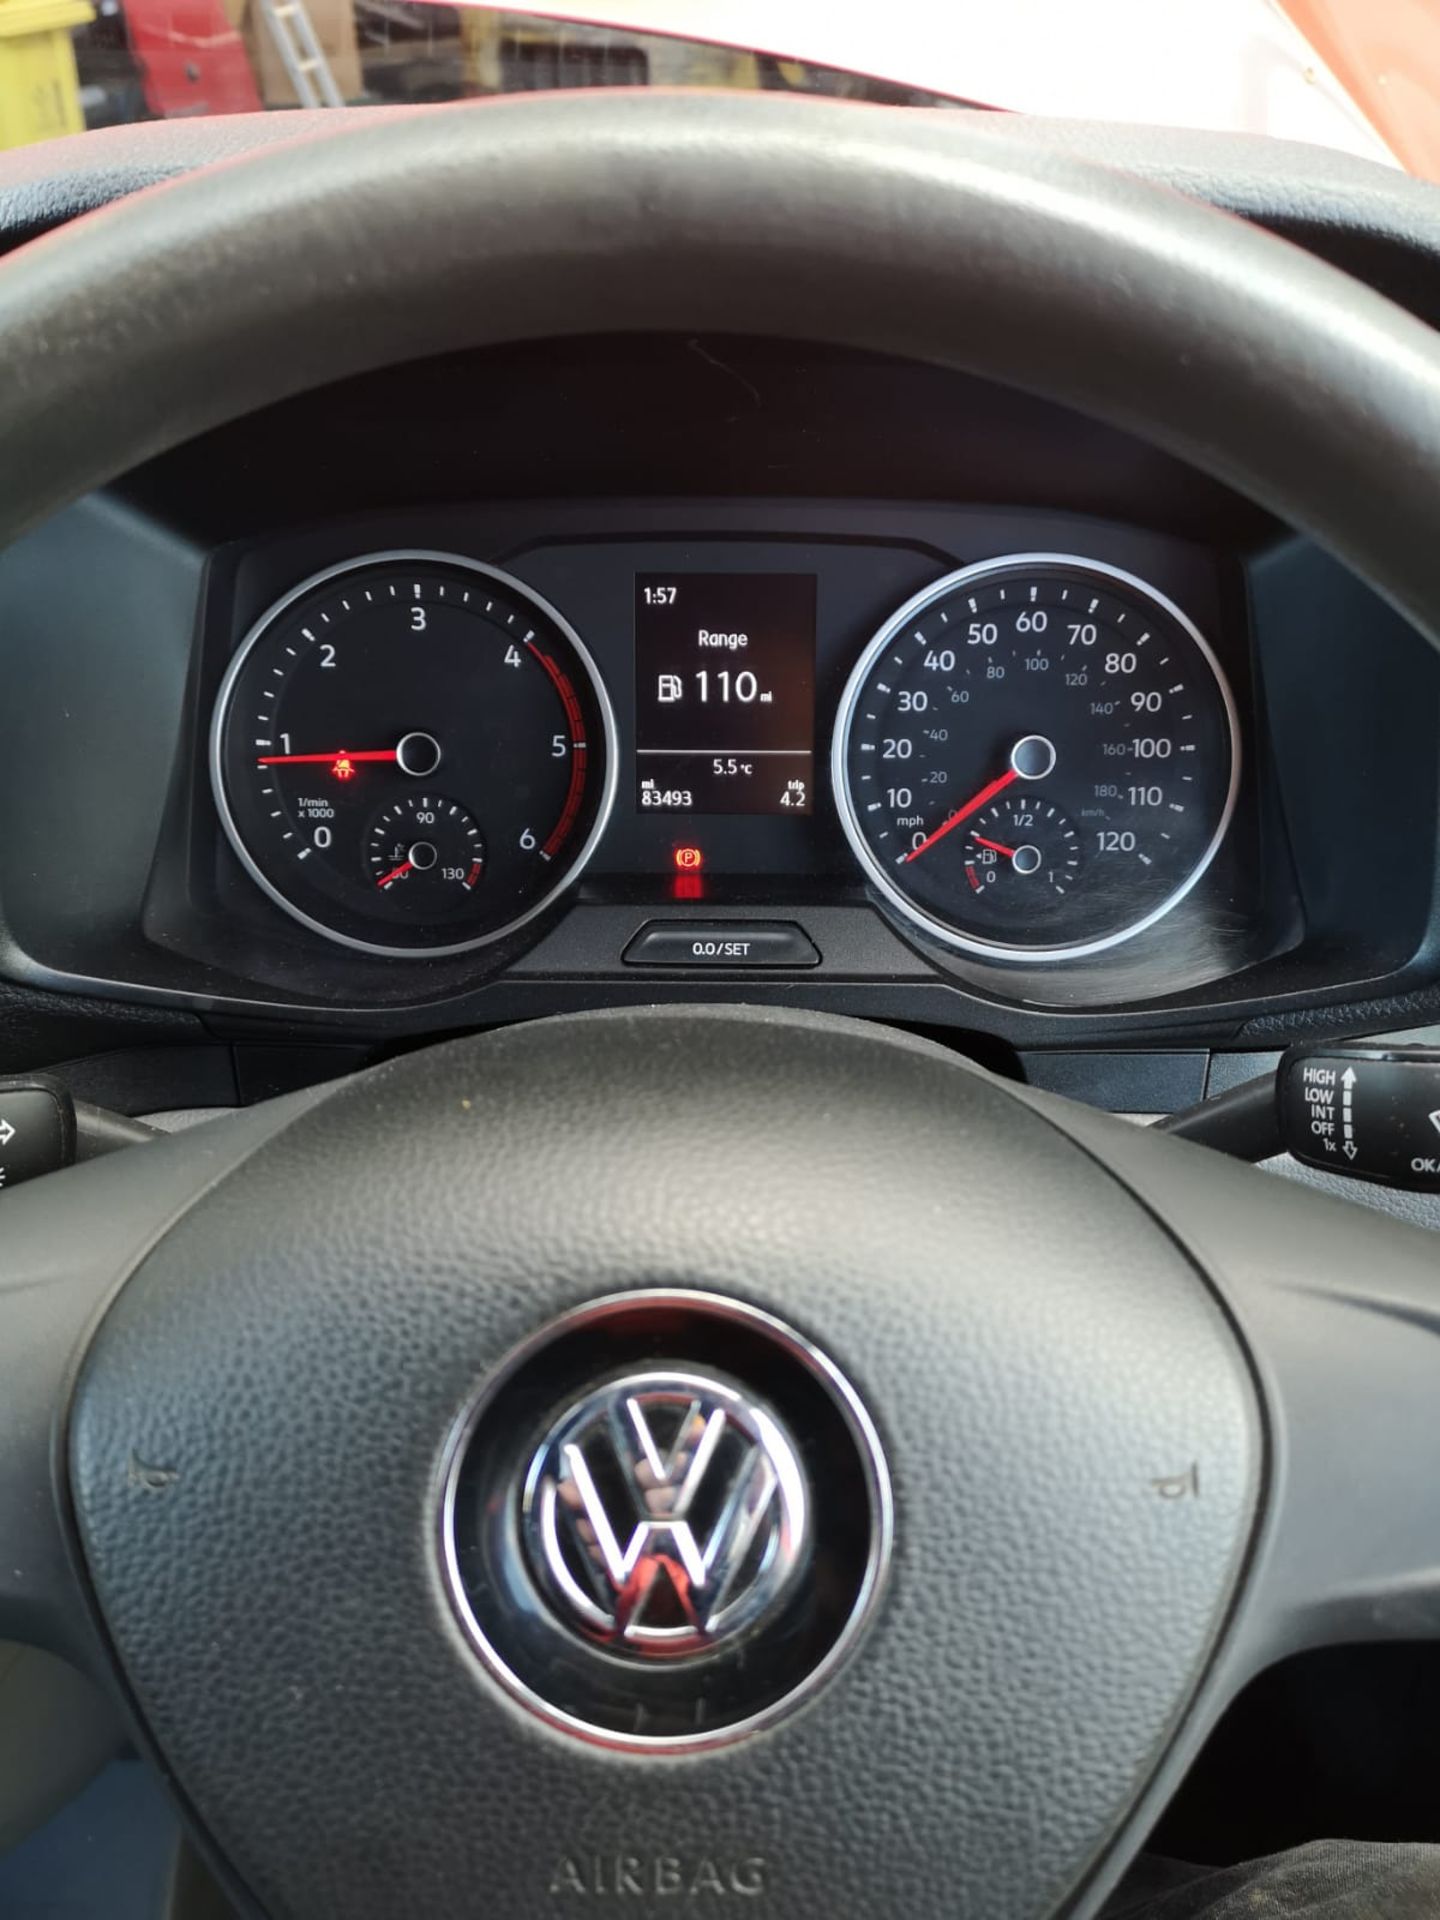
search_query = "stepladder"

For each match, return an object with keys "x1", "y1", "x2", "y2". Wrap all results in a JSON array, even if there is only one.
[{"x1": 257, "y1": 0, "x2": 343, "y2": 107}]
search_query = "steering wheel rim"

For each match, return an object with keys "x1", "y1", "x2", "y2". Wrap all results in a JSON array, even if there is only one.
[
  {"x1": 2, "y1": 89, "x2": 1440, "y2": 641},
  {"x1": 4, "y1": 85, "x2": 1440, "y2": 1920}
]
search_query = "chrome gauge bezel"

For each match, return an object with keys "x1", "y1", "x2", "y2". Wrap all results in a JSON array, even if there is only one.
[
  {"x1": 830, "y1": 553, "x2": 1243, "y2": 964},
  {"x1": 209, "y1": 549, "x2": 620, "y2": 958}
]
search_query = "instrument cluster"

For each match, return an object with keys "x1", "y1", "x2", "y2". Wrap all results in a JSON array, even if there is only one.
[
  {"x1": 207, "y1": 521, "x2": 1247, "y2": 982},
  {"x1": 3, "y1": 332, "x2": 1432, "y2": 1053}
]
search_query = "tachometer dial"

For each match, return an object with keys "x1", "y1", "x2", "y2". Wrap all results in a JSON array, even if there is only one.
[
  {"x1": 832, "y1": 555, "x2": 1239, "y2": 960},
  {"x1": 211, "y1": 552, "x2": 617, "y2": 955}
]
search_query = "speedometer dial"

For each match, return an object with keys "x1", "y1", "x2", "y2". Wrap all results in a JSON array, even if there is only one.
[
  {"x1": 211, "y1": 552, "x2": 616, "y2": 955},
  {"x1": 833, "y1": 555, "x2": 1240, "y2": 960}
]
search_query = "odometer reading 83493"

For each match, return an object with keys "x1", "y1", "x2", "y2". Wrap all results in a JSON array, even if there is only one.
[
  {"x1": 833, "y1": 555, "x2": 1240, "y2": 961},
  {"x1": 211, "y1": 552, "x2": 617, "y2": 955}
]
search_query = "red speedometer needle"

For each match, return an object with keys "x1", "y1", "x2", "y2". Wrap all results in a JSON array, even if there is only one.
[
  {"x1": 971, "y1": 834, "x2": 1017, "y2": 858},
  {"x1": 375, "y1": 860, "x2": 413, "y2": 890},
  {"x1": 256, "y1": 748, "x2": 399, "y2": 767},
  {"x1": 903, "y1": 766, "x2": 1019, "y2": 864}
]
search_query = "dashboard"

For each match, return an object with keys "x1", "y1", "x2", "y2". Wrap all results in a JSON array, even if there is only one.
[
  {"x1": 208, "y1": 535, "x2": 1241, "y2": 971},
  {"x1": 203, "y1": 511, "x2": 1254, "y2": 989},
  {"x1": 0, "y1": 333, "x2": 1436, "y2": 1109}
]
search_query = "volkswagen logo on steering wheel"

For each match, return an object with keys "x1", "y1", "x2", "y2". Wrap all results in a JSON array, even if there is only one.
[{"x1": 521, "y1": 1370, "x2": 809, "y2": 1657}]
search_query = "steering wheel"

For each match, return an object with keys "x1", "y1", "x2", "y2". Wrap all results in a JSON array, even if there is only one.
[{"x1": 5, "y1": 89, "x2": 1440, "y2": 1920}]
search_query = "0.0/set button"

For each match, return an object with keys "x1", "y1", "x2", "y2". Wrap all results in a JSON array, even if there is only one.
[{"x1": 622, "y1": 922, "x2": 820, "y2": 969}]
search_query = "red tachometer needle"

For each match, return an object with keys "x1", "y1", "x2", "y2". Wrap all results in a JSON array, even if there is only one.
[
  {"x1": 971, "y1": 834, "x2": 1017, "y2": 858},
  {"x1": 256, "y1": 748, "x2": 399, "y2": 766},
  {"x1": 375, "y1": 860, "x2": 413, "y2": 889},
  {"x1": 903, "y1": 766, "x2": 1019, "y2": 864}
]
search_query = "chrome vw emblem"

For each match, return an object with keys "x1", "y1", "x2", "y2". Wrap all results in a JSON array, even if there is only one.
[{"x1": 521, "y1": 1370, "x2": 808, "y2": 1657}]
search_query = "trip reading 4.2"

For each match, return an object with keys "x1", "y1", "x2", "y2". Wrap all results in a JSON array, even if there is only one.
[{"x1": 634, "y1": 573, "x2": 816, "y2": 815}]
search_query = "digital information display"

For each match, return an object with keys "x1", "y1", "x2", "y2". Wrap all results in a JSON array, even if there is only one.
[{"x1": 634, "y1": 573, "x2": 816, "y2": 816}]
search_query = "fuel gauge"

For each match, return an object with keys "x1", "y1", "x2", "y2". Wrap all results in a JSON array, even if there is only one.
[{"x1": 961, "y1": 793, "x2": 1082, "y2": 928}]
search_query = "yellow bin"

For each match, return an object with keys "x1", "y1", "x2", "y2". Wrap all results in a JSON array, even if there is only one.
[{"x1": 0, "y1": 0, "x2": 95, "y2": 151}]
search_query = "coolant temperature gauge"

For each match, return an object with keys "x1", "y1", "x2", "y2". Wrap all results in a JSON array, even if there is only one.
[{"x1": 367, "y1": 794, "x2": 486, "y2": 899}]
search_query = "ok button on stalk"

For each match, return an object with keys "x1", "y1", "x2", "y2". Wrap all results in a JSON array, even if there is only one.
[
  {"x1": 0, "y1": 1080, "x2": 72, "y2": 1192},
  {"x1": 622, "y1": 921, "x2": 820, "y2": 968}
]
